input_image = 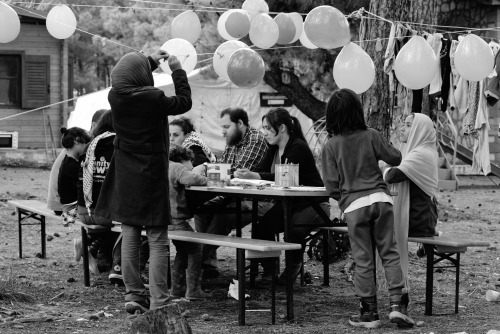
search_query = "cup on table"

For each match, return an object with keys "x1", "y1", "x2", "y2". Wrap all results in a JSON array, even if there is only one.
[
  {"x1": 206, "y1": 163, "x2": 231, "y2": 187},
  {"x1": 275, "y1": 164, "x2": 299, "y2": 187}
]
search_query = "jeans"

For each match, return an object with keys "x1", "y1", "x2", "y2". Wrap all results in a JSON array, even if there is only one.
[{"x1": 121, "y1": 224, "x2": 170, "y2": 309}]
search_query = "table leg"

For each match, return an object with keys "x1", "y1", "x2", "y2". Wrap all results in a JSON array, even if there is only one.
[
  {"x1": 41, "y1": 216, "x2": 46, "y2": 259},
  {"x1": 82, "y1": 227, "x2": 90, "y2": 287},
  {"x1": 237, "y1": 248, "x2": 246, "y2": 326},
  {"x1": 235, "y1": 198, "x2": 242, "y2": 237},
  {"x1": 250, "y1": 199, "x2": 259, "y2": 286},
  {"x1": 282, "y1": 198, "x2": 294, "y2": 321},
  {"x1": 424, "y1": 244, "x2": 434, "y2": 316}
]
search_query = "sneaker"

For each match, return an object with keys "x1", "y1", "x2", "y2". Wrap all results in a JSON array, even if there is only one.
[
  {"x1": 125, "y1": 299, "x2": 150, "y2": 314},
  {"x1": 349, "y1": 299, "x2": 381, "y2": 329},
  {"x1": 109, "y1": 265, "x2": 123, "y2": 286},
  {"x1": 88, "y1": 251, "x2": 99, "y2": 275},
  {"x1": 74, "y1": 239, "x2": 83, "y2": 262},
  {"x1": 389, "y1": 294, "x2": 415, "y2": 328}
]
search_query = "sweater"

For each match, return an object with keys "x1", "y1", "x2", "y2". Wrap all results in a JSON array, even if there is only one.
[
  {"x1": 385, "y1": 167, "x2": 437, "y2": 237},
  {"x1": 169, "y1": 161, "x2": 207, "y2": 219},
  {"x1": 321, "y1": 128, "x2": 402, "y2": 212},
  {"x1": 58, "y1": 155, "x2": 80, "y2": 205}
]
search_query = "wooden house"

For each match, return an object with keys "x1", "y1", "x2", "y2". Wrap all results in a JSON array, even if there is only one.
[{"x1": 0, "y1": 6, "x2": 71, "y2": 152}]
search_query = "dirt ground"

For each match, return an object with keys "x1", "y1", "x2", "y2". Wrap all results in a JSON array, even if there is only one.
[{"x1": 0, "y1": 166, "x2": 499, "y2": 334}]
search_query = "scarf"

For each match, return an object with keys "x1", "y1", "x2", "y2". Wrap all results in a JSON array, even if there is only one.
[
  {"x1": 111, "y1": 52, "x2": 158, "y2": 95},
  {"x1": 182, "y1": 131, "x2": 216, "y2": 162},
  {"x1": 392, "y1": 113, "x2": 438, "y2": 288},
  {"x1": 83, "y1": 131, "x2": 115, "y2": 215}
]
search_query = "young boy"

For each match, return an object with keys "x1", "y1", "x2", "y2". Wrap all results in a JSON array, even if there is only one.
[
  {"x1": 168, "y1": 144, "x2": 209, "y2": 300},
  {"x1": 321, "y1": 89, "x2": 415, "y2": 329}
]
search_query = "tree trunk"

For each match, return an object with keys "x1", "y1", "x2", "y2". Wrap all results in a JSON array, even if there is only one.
[
  {"x1": 128, "y1": 304, "x2": 192, "y2": 334},
  {"x1": 361, "y1": 0, "x2": 438, "y2": 138}
]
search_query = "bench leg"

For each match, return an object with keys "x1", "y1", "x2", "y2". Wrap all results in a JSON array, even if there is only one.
[
  {"x1": 237, "y1": 248, "x2": 246, "y2": 326},
  {"x1": 424, "y1": 244, "x2": 434, "y2": 316},
  {"x1": 455, "y1": 253, "x2": 460, "y2": 314},
  {"x1": 271, "y1": 257, "x2": 277, "y2": 325},
  {"x1": 323, "y1": 229, "x2": 329, "y2": 286},
  {"x1": 41, "y1": 216, "x2": 46, "y2": 259},
  {"x1": 18, "y1": 209, "x2": 23, "y2": 258},
  {"x1": 82, "y1": 227, "x2": 90, "y2": 287}
]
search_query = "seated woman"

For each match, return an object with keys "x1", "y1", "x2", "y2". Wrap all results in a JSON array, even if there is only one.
[
  {"x1": 168, "y1": 144, "x2": 209, "y2": 300},
  {"x1": 234, "y1": 107, "x2": 330, "y2": 284},
  {"x1": 169, "y1": 117, "x2": 216, "y2": 166},
  {"x1": 58, "y1": 127, "x2": 91, "y2": 227},
  {"x1": 383, "y1": 113, "x2": 438, "y2": 285}
]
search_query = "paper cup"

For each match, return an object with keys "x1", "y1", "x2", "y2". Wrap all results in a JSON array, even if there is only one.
[{"x1": 486, "y1": 289, "x2": 500, "y2": 302}]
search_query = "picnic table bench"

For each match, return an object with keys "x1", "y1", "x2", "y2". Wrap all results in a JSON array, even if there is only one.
[
  {"x1": 317, "y1": 225, "x2": 490, "y2": 316},
  {"x1": 7, "y1": 199, "x2": 301, "y2": 326}
]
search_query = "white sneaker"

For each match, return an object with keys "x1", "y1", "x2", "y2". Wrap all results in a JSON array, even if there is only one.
[{"x1": 74, "y1": 239, "x2": 83, "y2": 262}]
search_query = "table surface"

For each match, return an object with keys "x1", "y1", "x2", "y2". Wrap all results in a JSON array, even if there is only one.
[{"x1": 186, "y1": 185, "x2": 328, "y2": 197}]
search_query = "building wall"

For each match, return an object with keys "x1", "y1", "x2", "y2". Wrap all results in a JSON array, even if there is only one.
[
  {"x1": 0, "y1": 22, "x2": 67, "y2": 150},
  {"x1": 438, "y1": 0, "x2": 500, "y2": 163}
]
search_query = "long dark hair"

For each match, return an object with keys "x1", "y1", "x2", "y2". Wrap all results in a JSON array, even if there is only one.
[
  {"x1": 91, "y1": 109, "x2": 114, "y2": 137},
  {"x1": 169, "y1": 117, "x2": 195, "y2": 135},
  {"x1": 262, "y1": 107, "x2": 306, "y2": 142},
  {"x1": 60, "y1": 127, "x2": 91, "y2": 149},
  {"x1": 325, "y1": 88, "x2": 367, "y2": 136}
]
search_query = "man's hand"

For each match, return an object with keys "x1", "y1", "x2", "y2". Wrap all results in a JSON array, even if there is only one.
[
  {"x1": 151, "y1": 49, "x2": 169, "y2": 65},
  {"x1": 234, "y1": 168, "x2": 260, "y2": 180},
  {"x1": 168, "y1": 55, "x2": 182, "y2": 72}
]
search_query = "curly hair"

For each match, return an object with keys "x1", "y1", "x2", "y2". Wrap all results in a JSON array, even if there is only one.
[
  {"x1": 169, "y1": 144, "x2": 194, "y2": 163},
  {"x1": 169, "y1": 117, "x2": 195, "y2": 135}
]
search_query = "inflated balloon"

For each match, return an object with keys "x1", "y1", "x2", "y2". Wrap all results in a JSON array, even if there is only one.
[
  {"x1": 242, "y1": 0, "x2": 269, "y2": 21},
  {"x1": 287, "y1": 12, "x2": 304, "y2": 43},
  {"x1": 225, "y1": 9, "x2": 251, "y2": 39},
  {"x1": 274, "y1": 13, "x2": 296, "y2": 45},
  {"x1": 213, "y1": 40, "x2": 249, "y2": 81},
  {"x1": 333, "y1": 43, "x2": 375, "y2": 94},
  {"x1": 159, "y1": 38, "x2": 197, "y2": 75},
  {"x1": 46, "y1": 5, "x2": 77, "y2": 39},
  {"x1": 218, "y1": 10, "x2": 238, "y2": 41},
  {"x1": 455, "y1": 34, "x2": 494, "y2": 82},
  {"x1": 0, "y1": 2, "x2": 20, "y2": 43},
  {"x1": 299, "y1": 30, "x2": 317, "y2": 50},
  {"x1": 394, "y1": 36, "x2": 438, "y2": 90},
  {"x1": 227, "y1": 48, "x2": 265, "y2": 88},
  {"x1": 171, "y1": 10, "x2": 201, "y2": 44},
  {"x1": 304, "y1": 6, "x2": 350, "y2": 49},
  {"x1": 249, "y1": 13, "x2": 279, "y2": 49}
]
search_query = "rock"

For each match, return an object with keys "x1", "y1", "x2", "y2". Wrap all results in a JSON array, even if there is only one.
[
  {"x1": 67, "y1": 277, "x2": 76, "y2": 283},
  {"x1": 129, "y1": 303, "x2": 192, "y2": 334},
  {"x1": 200, "y1": 314, "x2": 210, "y2": 321},
  {"x1": 53, "y1": 233, "x2": 60, "y2": 237},
  {"x1": 35, "y1": 252, "x2": 43, "y2": 258}
]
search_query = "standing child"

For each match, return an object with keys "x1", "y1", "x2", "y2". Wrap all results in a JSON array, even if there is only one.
[
  {"x1": 168, "y1": 145, "x2": 210, "y2": 300},
  {"x1": 321, "y1": 89, "x2": 415, "y2": 329}
]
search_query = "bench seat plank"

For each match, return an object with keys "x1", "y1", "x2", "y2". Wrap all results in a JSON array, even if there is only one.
[
  {"x1": 408, "y1": 236, "x2": 490, "y2": 248},
  {"x1": 168, "y1": 230, "x2": 301, "y2": 252},
  {"x1": 8, "y1": 200, "x2": 60, "y2": 220}
]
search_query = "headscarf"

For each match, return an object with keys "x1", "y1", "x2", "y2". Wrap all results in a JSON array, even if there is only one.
[
  {"x1": 391, "y1": 113, "x2": 438, "y2": 289},
  {"x1": 110, "y1": 52, "x2": 157, "y2": 95},
  {"x1": 182, "y1": 131, "x2": 216, "y2": 162}
]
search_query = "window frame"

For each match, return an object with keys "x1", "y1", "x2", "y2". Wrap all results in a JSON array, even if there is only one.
[{"x1": 0, "y1": 51, "x2": 25, "y2": 109}]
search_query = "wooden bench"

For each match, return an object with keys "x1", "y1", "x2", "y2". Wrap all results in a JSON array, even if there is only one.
[
  {"x1": 109, "y1": 224, "x2": 301, "y2": 326},
  {"x1": 317, "y1": 226, "x2": 490, "y2": 316},
  {"x1": 8, "y1": 200, "x2": 111, "y2": 286}
]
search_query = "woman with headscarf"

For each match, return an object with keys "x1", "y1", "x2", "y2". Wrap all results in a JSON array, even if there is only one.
[
  {"x1": 95, "y1": 49, "x2": 192, "y2": 314},
  {"x1": 383, "y1": 113, "x2": 439, "y2": 287}
]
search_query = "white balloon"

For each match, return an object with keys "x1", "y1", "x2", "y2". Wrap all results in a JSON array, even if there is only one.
[
  {"x1": 213, "y1": 40, "x2": 249, "y2": 81},
  {"x1": 0, "y1": 2, "x2": 20, "y2": 43},
  {"x1": 299, "y1": 30, "x2": 317, "y2": 49},
  {"x1": 218, "y1": 10, "x2": 239, "y2": 41},
  {"x1": 242, "y1": 0, "x2": 269, "y2": 21},
  {"x1": 46, "y1": 5, "x2": 77, "y2": 39},
  {"x1": 249, "y1": 13, "x2": 278, "y2": 49},
  {"x1": 159, "y1": 38, "x2": 197, "y2": 75},
  {"x1": 225, "y1": 9, "x2": 251, "y2": 39},
  {"x1": 333, "y1": 43, "x2": 375, "y2": 94},
  {"x1": 171, "y1": 10, "x2": 201, "y2": 44},
  {"x1": 455, "y1": 34, "x2": 494, "y2": 82},
  {"x1": 287, "y1": 12, "x2": 304, "y2": 43}
]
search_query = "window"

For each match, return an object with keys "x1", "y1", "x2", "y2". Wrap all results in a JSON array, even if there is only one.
[
  {"x1": 0, "y1": 55, "x2": 21, "y2": 107},
  {"x1": 0, "y1": 53, "x2": 50, "y2": 109}
]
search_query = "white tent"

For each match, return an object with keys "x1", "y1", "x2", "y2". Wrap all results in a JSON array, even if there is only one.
[{"x1": 68, "y1": 68, "x2": 314, "y2": 156}]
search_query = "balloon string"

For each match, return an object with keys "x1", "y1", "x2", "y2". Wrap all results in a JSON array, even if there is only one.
[{"x1": 0, "y1": 97, "x2": 79, "y2": 122}]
